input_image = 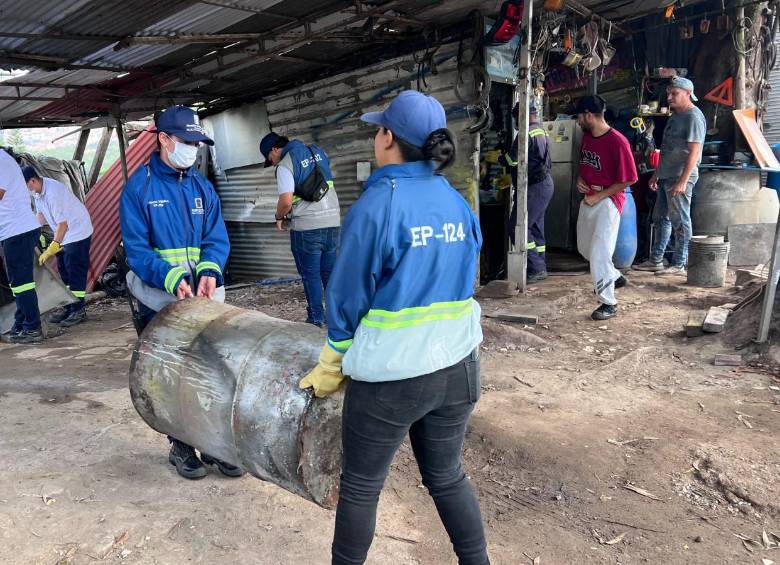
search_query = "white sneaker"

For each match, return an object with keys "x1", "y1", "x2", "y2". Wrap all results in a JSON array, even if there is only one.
[{"x1": 655, "y1": 265, "x2": 686, "y2": 276}]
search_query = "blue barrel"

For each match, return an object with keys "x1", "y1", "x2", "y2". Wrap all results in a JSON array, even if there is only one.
[
  {"x1": 767, "y1": 143, "x2": 780, "y2": 197},
  {"x1": 612, "y1": 188, "x2": 638, "y2": 270}
]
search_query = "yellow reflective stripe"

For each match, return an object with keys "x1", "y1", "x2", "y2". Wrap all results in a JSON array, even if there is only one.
[
  {"x1": 536, "y1": 245, "x2": 546, "y2": 253},
  {"x1": 504, "y1": 154, "x2": 518, "y2": 166},
  {"x1": 164, "y1": 267, "x2": 187, "y2": 294},
  {"x1": 529, "y1": 128, "x2": 547, "y2": 137},
  {"x1": 363, "y1": 299, "x2": 473, "y2": 329},
  {"x1": 527, "y1": 241, "x2": 537, "y2": 250},
  {"x1": 155, "y1": 247, "x2": 201, "y2": 256},
  {"x1": 327, "y1": 180, "x2": 334, "y2": 188},
  {"x1": 196, "y1": 261, "x2": 222, "y2": 275},
  {"x1": 72, "y1": 290, "x2": 86, "y2": 298},
  {"x1": 328, "y1": 338, "x2": 352, "y2": 353},
  {"x1": 11, "y1": 282, "x2": 36, "y2": 295}
]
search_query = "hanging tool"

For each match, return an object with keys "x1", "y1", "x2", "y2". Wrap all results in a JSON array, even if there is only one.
[
  {"x1": 630, "y1": 116, "x2": 647, "y2": 133},
  {"x1": 700, "y1": 17, "x2": 711, "y2": 34},
  {"x1": 707, "y1": 106, "x2": 720, "y2": 135}
]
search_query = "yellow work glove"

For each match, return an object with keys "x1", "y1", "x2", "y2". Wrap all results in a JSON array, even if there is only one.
[
  {"x1": 38, "y1": 241, "x2": 62, "y2": 266},
  {"x1": 299, "y1": 344, "x2": 345, "y2": 398},
  {"x1": 484, "y1": 150, "x2": 501, "y2": 164}
]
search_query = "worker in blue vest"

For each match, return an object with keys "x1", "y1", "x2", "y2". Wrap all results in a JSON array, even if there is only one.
[
  {"x1": 299, "y1": 91, "x2": 490, "y2": 565},
  {"x1": 23, "y1": 167, "x2": 93, "y2": 327},
  {"x1": 259, "y1": 132, "x2": 340, "y2": 327},
  {"x1": 120, "y1": 105, "x2": 244, "y2": 481},
  {"x1": 502, "y1": 100, "x2": 553, "y2": 282},
  {"x1": 0, "y1": 148, "x2": 43, "y2": 344}
]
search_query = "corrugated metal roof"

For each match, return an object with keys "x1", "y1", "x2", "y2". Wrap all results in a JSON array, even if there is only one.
[{"x1": 84, "y1": 126, "x2": 156, "y2": 290}]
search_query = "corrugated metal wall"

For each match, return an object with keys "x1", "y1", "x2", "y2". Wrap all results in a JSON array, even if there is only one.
[
  {"x1": 763, "y1": 36, "x2": 780, "y2": 146},
  {"x1": 213, "y1": 44, "x2": 480, "y2": 280}
]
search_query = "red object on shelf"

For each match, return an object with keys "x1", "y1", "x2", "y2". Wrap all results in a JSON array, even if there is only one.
[{"x1": 649, "y1": 150, "x2": 660, "y2": 169}]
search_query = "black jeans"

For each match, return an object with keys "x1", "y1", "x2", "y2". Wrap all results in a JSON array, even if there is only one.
[{"x1": 332, "y1": 352, "x2": 489, "y2": 565}]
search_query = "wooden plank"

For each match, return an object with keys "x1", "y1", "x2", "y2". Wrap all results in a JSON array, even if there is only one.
[
  {"x1": 685, "y1": 310, "x2": 708, "y2": 337},
  {"x1": 703, "y1": 307, "x2": 729, "y2": 333},
  {"x1": 116, "y1": 120, "x2": 128, "y2": 182},
  {"x1": 88, "y1": 127, "x2": 113, "y2": 187},
  {"x1": 732, "y1": 108, "x2": 780, "y2": 170},
  {"x1": 72, "y1": 129, "x2": 90, "y2": 161},
  {"x1": 713, "y1": 354, "x2": 742, "y2": 366}
]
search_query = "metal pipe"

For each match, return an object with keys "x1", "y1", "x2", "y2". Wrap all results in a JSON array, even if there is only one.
[
  {"x1": 129, "y1": 299, "x2": 343, "y2": 508},
  {"x1": 756, "y1": 210, "x2": 780, "y2": 343}
]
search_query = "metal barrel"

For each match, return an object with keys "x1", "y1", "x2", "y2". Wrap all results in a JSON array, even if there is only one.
[
  {"x1": 129, "y1": 298, "x2": 343, "y2": 508},
  {"x1": 687, "y1": 237, "x2": 730, "y2": 288}
]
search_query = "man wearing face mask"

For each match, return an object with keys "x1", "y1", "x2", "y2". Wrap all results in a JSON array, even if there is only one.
[{"x1": 120, "y1": 105, "x2": 243, "y2": 480}]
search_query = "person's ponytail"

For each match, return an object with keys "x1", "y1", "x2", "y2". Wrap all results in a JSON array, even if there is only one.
[{"x1": 423, "y1": 128, "x2": 456, "y2": 172}]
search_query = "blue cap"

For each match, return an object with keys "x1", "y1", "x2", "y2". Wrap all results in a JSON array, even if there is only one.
[
  {"x1": 155, "y1": 105, "x2": 214, "y2": 145},
  {"x1": 360, "y1": 90, "x2": 446, "y2": 148},
  {"x1": 669, "y1": 77, "x2": 698, "y2": 101},
  {"x1": 21, "y1": 165, "x2": 39, "y2": 183},
  {"x1": 259, "y1": 132, "x2": 280, "y2": 168}
]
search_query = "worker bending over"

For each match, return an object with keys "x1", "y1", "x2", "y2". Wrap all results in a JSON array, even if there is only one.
[{"x1": 24, "y1": 167, "x2": 93, "y2": 327}]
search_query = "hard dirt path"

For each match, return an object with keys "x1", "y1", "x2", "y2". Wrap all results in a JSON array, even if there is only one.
[{"x1": 0, "y1": 273, "x2": 778, "y2": 565}]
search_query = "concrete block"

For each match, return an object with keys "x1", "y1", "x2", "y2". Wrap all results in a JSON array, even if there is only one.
[
  {"x1": 703, "y1": 307, "x2": 730, "y2": 333},
  {"x1": 714, "y1": 354, "x2": 742, "y2": 366},
  {"x1": 485, "y1": 311, "x2": 538, "y2": 324},
  {"x1": 685, "y1": 310, "x2": 708, "y2": 337},
  {"x1": 727, "y1": 223, "x2": 777, "y2": 266}
]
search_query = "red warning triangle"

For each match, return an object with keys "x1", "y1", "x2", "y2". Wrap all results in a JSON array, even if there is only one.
[{"x1": 703, "y1": 77, "x2": 734, "y2": 106}]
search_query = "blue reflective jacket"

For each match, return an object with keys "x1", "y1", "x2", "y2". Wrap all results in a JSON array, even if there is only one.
[
  {"x1": 326, "y1": 161, "x2": 483, "y2": 382},
  {"x1": 120, "y1": 152, "x2": 229, "y2": 295},
  {"x1": 280, "y1": 139, "x2": 334, "y2": 187}
]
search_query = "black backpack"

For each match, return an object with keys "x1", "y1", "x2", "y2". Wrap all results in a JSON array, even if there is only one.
[{"x1": 294, "y1": 147, "x2": 331, "y2": 202}]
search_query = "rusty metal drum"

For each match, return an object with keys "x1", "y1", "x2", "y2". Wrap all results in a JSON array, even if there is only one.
[{"x1": 129, "y1": 298, "x2": 342, "y2": 508}]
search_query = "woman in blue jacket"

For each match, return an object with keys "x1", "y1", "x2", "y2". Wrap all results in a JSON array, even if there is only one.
[{"x1": 300, "y1": 90, "x2": 489, "y2": 565}]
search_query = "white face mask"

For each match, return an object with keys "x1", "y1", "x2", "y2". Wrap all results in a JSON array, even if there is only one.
[{"x1": 167, "y1": 140, "x2": 199, "y2": 169}]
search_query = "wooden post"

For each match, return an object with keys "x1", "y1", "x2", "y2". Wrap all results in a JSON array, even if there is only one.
[
  {"x1": 735, "y1": 6, "x2": 746, "y2": 111},
  {"x1": 116, "y1": 118, "x2": 128, "y2": 183},
  {"x1": 72, "y1": 129, "x2": 90, "y2": 161},
  {"x1": 507, "y1": 0, "x2": 533, "y2": 290},
  {"x1": 88, "y1": 127, "x2": 112, "y2": 187}
]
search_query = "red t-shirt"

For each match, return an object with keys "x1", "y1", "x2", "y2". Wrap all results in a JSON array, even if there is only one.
[{"x1": 579, "y1": 128, "x2": 637, "y2": 214}]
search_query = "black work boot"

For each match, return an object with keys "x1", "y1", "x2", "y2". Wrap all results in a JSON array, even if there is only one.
[
  {"x1": 201, "y1": 454, "x2": 246, "y2": 477},
  {"x1": 168, "y1": 440, "x2": 207, "y2": 480},
  {"x1": 614, "y1": 275, "x2": 627, "y2": 289},
  {"x1": 60, "y1": 308, "x2": 87, "y2": 327},
  {"x1": 9, "y1": 328, "x2": 44, "y2": 344}
]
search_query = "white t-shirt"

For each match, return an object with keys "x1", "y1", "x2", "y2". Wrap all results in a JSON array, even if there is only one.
[
  {"x1": 275, "y1": 164, "x2": 295, "y2": 194},
  {"x1": 0, "y1": 149, "x2": 39, "y2": 242},
  {"x1": 34, "y1": 177, "x2": 93, "y2": 245}
]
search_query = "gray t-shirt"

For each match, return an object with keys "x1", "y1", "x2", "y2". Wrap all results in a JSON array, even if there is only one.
[
  {"x1": 656, "y1": 106, "x2": 706, "y2": 181},
  {"x1": 277, "y1": 153, "x2": 340, "y2": 231}
]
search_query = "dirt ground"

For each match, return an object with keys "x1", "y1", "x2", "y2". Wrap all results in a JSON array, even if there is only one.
[{"x1": 1, "y1": 270, "x2": 779, "y2": 565}]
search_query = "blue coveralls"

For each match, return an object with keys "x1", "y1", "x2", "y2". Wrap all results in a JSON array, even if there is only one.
[{"x1": 503, "y1": 121, "x2": 554, "y2": 275}]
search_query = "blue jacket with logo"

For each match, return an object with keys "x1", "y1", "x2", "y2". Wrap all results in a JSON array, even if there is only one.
[
  {"x1": 325, "y1": 160, "x2": 483, "y2": 382},
  {"x1": 119, "y1": 152, "x2": 229, "y2": 296},
  {"x1": 279, "y1": 139, "x2": 334, "y2": 188}
]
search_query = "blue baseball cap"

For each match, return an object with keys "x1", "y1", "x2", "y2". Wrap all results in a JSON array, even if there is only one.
[
  {"x1": 259, "y1": 132, "x2": 280, "y2": 167},
  {"x1": 21, "y1": 165, "x2": 39, "y2": 183},
  {"x1": 155, "y1": 105, "x2": 214, "y2": 145},
  {"x1": 669, "y1": 77, "x2": 698, "y2": 101},
  {"x1": 360, "y1": 90, "x2": 446, "y2": 148}
]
